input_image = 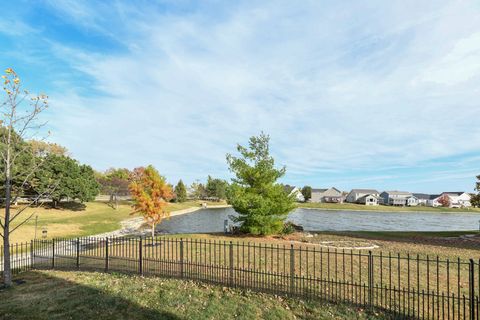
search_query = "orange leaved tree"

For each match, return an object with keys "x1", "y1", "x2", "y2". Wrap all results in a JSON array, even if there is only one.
[{"x1": 129, "y1": 165, "x2": 173, "y2": 239}]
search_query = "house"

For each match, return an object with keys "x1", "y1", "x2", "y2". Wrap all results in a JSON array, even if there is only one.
[
  {"x1": 310, "y1": 188, "x2": 327, "y2": 202},
  {"x1": 380, "y1": 191, "x2": 413, "y2": 206},
  {"x1": 345, "y1": 189, "x2": 380, "y2": 205},
  {"x1": 284, "y1": 185, "x2": 305, "y2": 202},
  {"x1": 356, "y1": 194, "x2": 381, "y2": 206},
  {"x1": 406, "y1": 195, "x2": 419, "y2": 206},
  {"x1": 440, "y1": 192, "x2": 471, "y2": 208},
  {"x1": 413, "y1": 193, "x2": 430, "y2": 206},
  {"x1": 310, "y1": 187, "x2": 345, "y2": 203},
  {"x1": 427, "y1": 194, "x2": 441, "y2": 207}
]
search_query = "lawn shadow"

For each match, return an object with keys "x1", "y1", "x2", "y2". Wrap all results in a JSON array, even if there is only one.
[
  {"x1": 48, "y1": 201, "x2": 87, "y2": 212},
  {"x1": 0, "y1": 271, "x2": 182, "y2": 320}
]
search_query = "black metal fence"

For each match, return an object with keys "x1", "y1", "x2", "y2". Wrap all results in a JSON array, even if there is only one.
[{"x1": 2, "y1": 237, "x2": 479, "y2": 319}]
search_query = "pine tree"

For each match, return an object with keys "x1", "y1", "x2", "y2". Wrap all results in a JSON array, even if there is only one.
[
  {"x1": 174, "y1": 179, "x2": 187, "y2": 202},
  {"x1": 226, "y1": 133, "x2": 295, "y2": 235}
]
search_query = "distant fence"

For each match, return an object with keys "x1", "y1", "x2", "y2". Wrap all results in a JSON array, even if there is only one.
[{"x1": 1, "y1": 237, "x2": 479, "y2": 319}]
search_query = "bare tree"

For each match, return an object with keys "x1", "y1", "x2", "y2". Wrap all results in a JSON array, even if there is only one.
[{"x1": 1, "y1": 68, "x2": 51, "y2": 286}]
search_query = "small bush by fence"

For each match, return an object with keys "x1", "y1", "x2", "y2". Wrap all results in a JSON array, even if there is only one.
[{"x1": 2, "y1": 237, "x2": 479, "y2": 319}]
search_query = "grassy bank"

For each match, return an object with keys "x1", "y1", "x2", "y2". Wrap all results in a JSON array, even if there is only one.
[
  {"x1": 298, "y1": 202, "x2": 480, "y2": 213},
  {"x1": 0, "y1": 270, "x2": 387, "y2": 320},
  {"x1": 3, "y1": 200, "x2": 227, "y2": 244}
]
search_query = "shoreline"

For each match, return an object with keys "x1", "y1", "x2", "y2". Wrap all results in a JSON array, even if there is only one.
[
  {"x1": 169, "y1": 204, "x2": 231, "y2": 217},
  {"x1": 298, "y1": 206, "x2": 480, "y2": 214}
]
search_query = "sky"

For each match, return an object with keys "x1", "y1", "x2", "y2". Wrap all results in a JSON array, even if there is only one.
[{"x1": 1, "y1": 0, "x2": 480, "y2": 193}]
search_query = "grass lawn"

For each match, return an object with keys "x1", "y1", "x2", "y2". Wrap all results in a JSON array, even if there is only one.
[
  {"x1": 298, "y1": 202, "x2": 480, "y2": 213},
  {"x1": 0, "y1": 270, "x2": 388, "y2": 320},
  {"x1": 2, "y1": 200, "x2": 227, "y2": 244}
]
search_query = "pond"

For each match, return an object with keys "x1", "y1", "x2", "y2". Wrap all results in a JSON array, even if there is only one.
[{"x1": 156, "y1": 207, "x2": 480, "y2": 234}]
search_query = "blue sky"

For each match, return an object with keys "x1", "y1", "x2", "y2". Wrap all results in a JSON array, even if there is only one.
[{"x1": 1, "y1": 1, "x2": 480, "y2": 193}]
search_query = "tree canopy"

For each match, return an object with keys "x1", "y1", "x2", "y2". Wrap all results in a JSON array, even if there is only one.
[
  {"x1": 32, "y1": 154, "x2": 99, "y2": 207},
  {"x1": 174, "y1": 180, "x2": 187, "y2": 202},
  {"x1": 129, "y1": 165, "x2": 173, "y2": 238},
  {"x1": 206, "y1": 176, "x2": 228, "y2": 200},
  {"x1": 226, "y1": 133, "x2": 295, "y2": 235},
  {"x1": 301, "y1": 186, "x2": 312, "y2": 202}
]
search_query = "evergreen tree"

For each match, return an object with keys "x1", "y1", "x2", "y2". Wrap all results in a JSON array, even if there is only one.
[
  {"x1": 226, "y1": 133, "x2": 295, "y2": 235},
  {"x1": 206, "y1": 175, "x2": 229, "y2": 199},
  {"x1": 174, "y1": 179, "x2": 187, "y2": 202},
  {"x1": 32, "y1": 154, "x2": 99, "y2": 207}
]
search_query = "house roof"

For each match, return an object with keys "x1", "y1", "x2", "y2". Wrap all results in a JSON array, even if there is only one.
[
  {"x1": 442, "y1": 192, "x2": 465, "y2": 196},
  {"x1": 312, "y1": 188, "x2": 328, "y2": 193},
  {"x1": 350, "y1": 189, "x2": 379, "y2": 194},
  {"x1": 382, "y1": 190, "x2": 412, "y2": 196},
  {"x1": 357, "y1": 194, "x2": 381, "y2": 201},
  {"x1": 429, "y1": 194, "x2": 441, "y2": 200},
  {"x1": 413, "y1": 193, "x2": 430, "y2": 200},
  {"x1": 283, "y1": 185, "x2": 296, "y2": 194}
]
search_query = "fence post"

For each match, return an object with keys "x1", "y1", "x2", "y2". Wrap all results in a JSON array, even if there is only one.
[
  {"x1": 368, "y1": 251, "x2": 373, "y2": 311},
  {"x1": 229, "y1": 241, "x2": 234, "y2": 287},
  {"x1": 30, "y1": 240, "x2": 34, "y2": 269},
  {"x1": 469, "y1": 259, "x2": 475, "y2": 320},
  {"x1": 139, "y1": 237, "x2": 143, "y2": 275},
  {"x1": 180, "y1": 239, "x2": 184, "y2": 279},
  {"x1": 52, "y1": 238, "x2": 55, "y2": 269},
  {"x1": 290, "y1": 244, "x2": 295, "y2": 295},
  {"x1": 105, "y1": 238, "x2": 109, "y2": 272},
  {"x1": 76, "y1": 238, "x2": 80, "y2": 269}
]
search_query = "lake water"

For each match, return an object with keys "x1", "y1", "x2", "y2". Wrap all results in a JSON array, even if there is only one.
[{"x1": 156, "y1": 207, "x2": 480, "y2": 234}]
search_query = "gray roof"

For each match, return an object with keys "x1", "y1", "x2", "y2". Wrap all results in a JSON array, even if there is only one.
[
  {"x1": 442, "y1": 192, "x2": 464, "y2": 196},
  {"x1": 429, "y1": 194, "x2": 441, "y2": 200},
  {"x1": 382, "y1": 190, "x2": 412, "y2": 196},
  {"x1": 413, "y1": 193, "x2": 430, "y2": 200},
  {"x1": 350, "y1": 189, "x2": 379, "y2": 194},
  {"x1": 311, "y1": 188, "x2": 328, "y2": 193},
  {"x1": 357, "y1": 194, "x2": 381, "y2": 201}
]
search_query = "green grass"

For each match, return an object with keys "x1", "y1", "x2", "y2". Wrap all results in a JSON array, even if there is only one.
[
  {"x1": 4, "y1": 200, "x2": 228, "y2": 244},
  {"x1": 0, "y1": 270, "x2": 388, "y2": 320},
  {"x1": 298, "y1": 202, "x2": 480, "y2": 213}
]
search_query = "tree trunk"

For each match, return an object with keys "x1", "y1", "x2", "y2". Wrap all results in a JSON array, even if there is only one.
[
  {"x1": 114, "y1": 193, "x2": 118, "y2": 210},
  {"x1": 151, "y1": 223, "x2": 155, "y2": 240},
  {"x1": 3, "y1": 129, "x2": 12, "y2": 287}
]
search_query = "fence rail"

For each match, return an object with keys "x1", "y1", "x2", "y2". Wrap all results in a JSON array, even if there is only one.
[{"x1": 1, "y1": 237, "x2": 479, "y2": 319}]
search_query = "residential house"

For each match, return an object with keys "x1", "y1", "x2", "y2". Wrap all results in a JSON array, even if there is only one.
[
  {"x1": 356, "y1": 194, "x2": 381, "y2": 206},
  {"x1": 310, "y1": 188, "x2": 327, "y2": 203},
  {"x1": 427, "y1": 194, "x2": 442, "y2": 207},
  {"x1": 380, "y1": 191, "x2": 413, "y2": 206},
  {"x1": 284, "y1": 185, "x2": 305, "y2": 202},
  {"x1": 345, "y1": 189, "x2": 380, "y2": 205},
  {"x1": 441, "y1": 192, "x2": 471, "y2": 208},
  {"x1": 406, "y1": 195, "x2": 419, "y2": 206},
  {"x1": 412, "y1": 193, "x2": 430, "y2": 206},
  {"x1": 310, "y1": 187, "x2": 345, "y2": 203}
]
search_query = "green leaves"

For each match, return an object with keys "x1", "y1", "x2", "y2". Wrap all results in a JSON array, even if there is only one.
[
  {"x1": 174, "y1": 180, "x2": 187, "y2": 202},
  {"x1": 33, "y1": 154, "x2": 99, "y2": 204},
  {"x1": 226, "y1": 133, "x2": 295, "y2": 235}
]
